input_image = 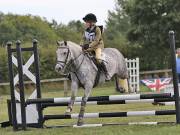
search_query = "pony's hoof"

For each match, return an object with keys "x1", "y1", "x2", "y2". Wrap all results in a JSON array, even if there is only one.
[
  {"x1": 77, "y1": 120, "x2": 84, "y2": 126},
  {"x1": 116, "y1": 87, "x2": 125, "y2": 93},
  {"x1": 65, "y1": 111, "x2": 71, "y2": 115},
  {"x1": 65, "y1": 109, "x2": 71, "y2": 115},
  {"x1": 65, "y1": 106, "x2": 72, "y2": 115}
]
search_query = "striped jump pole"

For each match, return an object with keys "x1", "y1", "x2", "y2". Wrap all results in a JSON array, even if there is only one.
[
  {"x1": 73, "y1": 121, "x2": 175, "y2": 127},
  {"x1": 154, "y1": 102, "x2": 175, "y2": 106},
  {"x1": 41, "y1": 98, "x2": 175, "y2": 109},
  {"x1": 44, "y1": 110, "x2": 175, "y2": 120},
  {"x1": 45, "y1": 122, "x2": 175, "y2": 128},
  {"x1": 26, "y1": 93, "x2": 172, "y2": 105}
]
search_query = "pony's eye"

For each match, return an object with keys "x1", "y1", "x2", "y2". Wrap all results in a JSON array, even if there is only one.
[{"x1": 63, "y1": 52, "x2": 67, "y2": 55}]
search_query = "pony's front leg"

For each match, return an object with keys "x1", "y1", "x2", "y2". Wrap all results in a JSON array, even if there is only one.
[
  {"x1": 77, "y1": 84, "x2": 93, "y2": 126},
  {"x1": 65, "y1": 81, "x2": 78, "y2": 115}
]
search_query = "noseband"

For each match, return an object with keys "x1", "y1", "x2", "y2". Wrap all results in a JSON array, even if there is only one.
[{"x1": 56, "y1": 47, "x2": 71, "y2": 68}]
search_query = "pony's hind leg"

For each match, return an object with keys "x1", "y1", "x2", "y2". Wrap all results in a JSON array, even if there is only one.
[
  {"x1": 115, "y1": 75, "x2": 126, "y2": 93},
  {"x1": 65, "y1": 81, "x2": 78, "y2": 115},
  {"x1": 127, "y1": 77, "x2": 133, "y2": 93},
  {"x1": 119, "y1": 78, "x2": 129, "y2": 93}
]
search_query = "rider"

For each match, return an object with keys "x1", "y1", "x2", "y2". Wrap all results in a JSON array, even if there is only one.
[{"x1": 80, "y1": 13, "x2": 110, "y2": 80}]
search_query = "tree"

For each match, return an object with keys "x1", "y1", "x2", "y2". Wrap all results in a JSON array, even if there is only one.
[
  {"x1": 68, "y1": 20, "x2": 84, "y2": 33},
  {"x1": 106, "y1": 0, "x2": 180, "y2": 70},
  {"x1": 125, "y1": 0, "x2": 180, "y2": 70},
  {"x1": 105, "y1": 0, "x2": 138, "y2": 58},
  {"x1": 55, "y1": 20, "x2": 84, "y2": 43},
  {"x1": 0, "y1": 13, "x2": 58, "y2": 45}
]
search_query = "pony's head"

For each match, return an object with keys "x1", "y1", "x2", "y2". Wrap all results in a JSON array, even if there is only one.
[{"x1": 55, "y1": 41, "x2": 71, "y2": 74}]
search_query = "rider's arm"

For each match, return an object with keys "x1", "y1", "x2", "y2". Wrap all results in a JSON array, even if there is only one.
[{"x1": 89, "y1": 27, "x2": 101, "y2": 49}]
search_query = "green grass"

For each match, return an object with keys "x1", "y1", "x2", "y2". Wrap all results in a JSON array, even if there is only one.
[{"x1": 0, "y1": 83, "x2": 180, "y2": 135}]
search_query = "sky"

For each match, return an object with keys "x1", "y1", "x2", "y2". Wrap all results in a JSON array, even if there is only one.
[{"x1": 0, "y1": 0, "x2": 116, "y2": 26}]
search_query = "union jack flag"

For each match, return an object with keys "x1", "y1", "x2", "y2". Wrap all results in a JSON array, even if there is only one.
[{"x1": 141, "y1": 78, "x2": 172, "y2": 92}]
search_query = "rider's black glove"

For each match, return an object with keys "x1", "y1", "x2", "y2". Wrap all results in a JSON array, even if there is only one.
[{"x1": 83, "y1": 44, "x2": 89, "y2": 50}]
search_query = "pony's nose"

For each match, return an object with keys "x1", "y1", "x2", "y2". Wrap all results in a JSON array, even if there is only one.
[{"x1": 55, "y1": 64, "x2": 62, "y2": 72}]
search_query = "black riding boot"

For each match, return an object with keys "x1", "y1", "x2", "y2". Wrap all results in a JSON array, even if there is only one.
[{"x1": 100, "y1": 62, "x2": 111, "y2": 80}]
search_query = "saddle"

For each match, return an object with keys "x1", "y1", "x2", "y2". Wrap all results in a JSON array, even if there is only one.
[
  {"x1": 86, "y1": 51, "x2": 105, "y2": 69},
  {"x1": 86, "y1": 51, "x2": 108, "y2": 87}
]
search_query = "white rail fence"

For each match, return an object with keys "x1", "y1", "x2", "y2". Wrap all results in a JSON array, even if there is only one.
[
  {"x1": 125, "y1": 58, "x2": 140, "y2": 92},
  {"x1": 0, "y1": 78, "x2": 69, "y2": 96}
]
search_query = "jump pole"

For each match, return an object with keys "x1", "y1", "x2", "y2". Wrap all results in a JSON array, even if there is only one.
[
  {"x1": 32, "y1": 39, "x2": 43, "y2": 127},
  {"x1": 169, "y1": 30, "x2": 180, "y2": 123},
  {"x1": 16, "y1": 41, "x2": 27, "y2": 130},
  {"x1": 26, "y1": 93, "x2": 172, "y2": 105},
  {"x1": 7, "y1": 42, "x2": 18, "y2": 131},
  {"x1": 40, "y1": 97, "x2": 175, "y2": 108},
  {"x1": 45, "y1": 122, "x2": 175, "y2": 128},
  {"x1": 44, "y1": 110, "x2": 176, "y2": 120}
]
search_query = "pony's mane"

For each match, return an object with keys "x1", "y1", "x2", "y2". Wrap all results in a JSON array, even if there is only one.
[{"x1": 67, "y1": 41, "x2": 82, "y2": 51}]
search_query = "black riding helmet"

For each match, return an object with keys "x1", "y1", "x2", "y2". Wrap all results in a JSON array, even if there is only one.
[{"x1": 83, "y1": 13, "x2": 97, "y2": 22}]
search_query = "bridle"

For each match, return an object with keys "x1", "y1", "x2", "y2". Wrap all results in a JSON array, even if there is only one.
[
  {"x1": 56, "y1": 46, "x2": 70, "y2": 68},
  {"x1": 56, "y1": 46, "x2": 84, "y2": 73}
]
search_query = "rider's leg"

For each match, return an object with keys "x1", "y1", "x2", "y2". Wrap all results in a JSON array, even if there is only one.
[
  {"x1": 95, "y1": 48, "x2": 110, "y2": 80},
  {"x1": 95, "y1": 48, "x2": 102, "y2": 64}
]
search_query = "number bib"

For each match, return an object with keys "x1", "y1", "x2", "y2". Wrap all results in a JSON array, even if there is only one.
[{"x1": 84, "y1": 28, "x2": 96, "y2": 42}]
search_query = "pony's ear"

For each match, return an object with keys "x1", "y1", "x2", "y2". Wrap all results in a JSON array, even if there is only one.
[
  {"x1": 57, "y1": 41, "x2": 60, "y2": 46},
  {"x1": 64, "y1": 41, "x2": 67, "y2": 46}
]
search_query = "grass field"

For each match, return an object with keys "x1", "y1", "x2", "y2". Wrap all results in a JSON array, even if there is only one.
[{"x1": 0, "y1": 82, "x2": 180, "y2": 135}]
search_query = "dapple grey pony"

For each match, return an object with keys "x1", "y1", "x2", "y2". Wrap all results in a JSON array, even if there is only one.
[{"x1": 55, "y1": 41, "x2": 130, "y2": 126}]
